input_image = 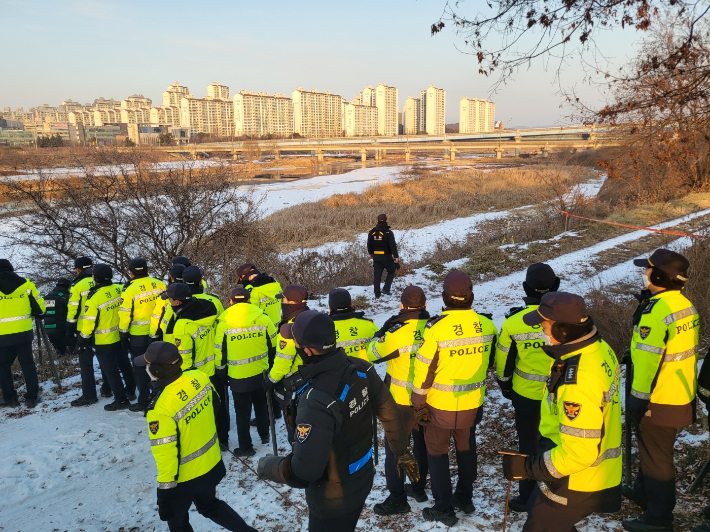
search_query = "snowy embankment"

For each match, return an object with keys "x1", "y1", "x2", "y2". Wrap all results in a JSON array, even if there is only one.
[{"x1": 2, "y1": 166, "x2": 710, "y2": 532}]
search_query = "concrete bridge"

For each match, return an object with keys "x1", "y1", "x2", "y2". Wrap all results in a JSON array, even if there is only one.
[{"x1": 160, "y1": 125, "x2": 621, "y2": 161}]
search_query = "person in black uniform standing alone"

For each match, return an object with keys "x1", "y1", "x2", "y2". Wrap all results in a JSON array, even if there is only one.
[
  {"x1": 367, "y1": 213, "x2": 399, "y2": 298},
  {"x1": 43, "y1": 278, "x2": 71, "y2": 356},
  {"x1": 258, "y1": 310, "x2": 419, "y2": 532}
]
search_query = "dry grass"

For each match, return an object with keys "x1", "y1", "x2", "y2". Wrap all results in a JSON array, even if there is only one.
[{"x1": 261, "y1": 164, "x2": 594, "y2": 251}]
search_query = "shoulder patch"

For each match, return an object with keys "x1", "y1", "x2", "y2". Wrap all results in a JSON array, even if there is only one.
[
  {"x1": 296, "y1": 423, "x2": 312, "y2": 443},
  {"x1": 563, "y1": 402, "x2": 582, "y2": 421},
  {"x1": 279, "y1": 339, "x2": 287, "y2": 350},
  {"x1": 505, "y1": 306, "x2": 525, "y2": 318},
  {"x1": 149, "y1": 421, "x2": 159, "y2": 435},
  {"x1": 642, "y1": 299, "x2": 659, "y2": 314},
  {"x1": 564, "y1": 354, "x2": 581, "y2": 384},
  {"x1": 639, "y1": 326, "x2": 652, "y2": 340},
  {"x1": 426, "y1": 315, "x2": 446, "y2": 329},
  {"x1": 387, "y1": 322, "x2": 405, "y2": 334}
]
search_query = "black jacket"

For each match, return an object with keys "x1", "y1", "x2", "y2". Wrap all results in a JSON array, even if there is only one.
[
  {"x1": 263, "y1": 349, "x2": 407, "y2": 518},
  {"x1": 367, "y1": 222, "x2": 398, "y2": 259}
]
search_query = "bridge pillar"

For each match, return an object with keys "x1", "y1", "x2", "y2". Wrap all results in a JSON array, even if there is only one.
[
  {"x1": 515, "y1": 130, "x2": 522, "y2": 143},
  {"x1": 275, "y1": 150, "x2": 281, "y2": 160},
  {"x1": 360, "y1": 149, "x2": 367, "y2": 163},
  {"x1": 232, "y1": 152, "x2": 239, "y2": 161},
  {"x1": 317, "y1": 150, "x2": 324, "y2": 162},
  {"x1": 405, "y1": 149, "x2": 411, "y2": 162},
  {"x1": 381, "y1": 149, "x2": 386, "y2": 160},
  {"x1": 449, "y1": 148, "x2": 457, "y2": 162},
  {"x1": 495, "y1": 147, "x2": 504, "y2": 159}
]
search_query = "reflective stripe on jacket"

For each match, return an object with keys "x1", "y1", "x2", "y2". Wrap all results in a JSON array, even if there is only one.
[
  {"x1": 119, "y1": 276, "x2": 166, "y2": 336},
  {"x1": 333, "y1": 316, "x2": 379, "y2": 361},
  {"x1": 79, "y1": 284, "x2": 123, "y2": 345}
]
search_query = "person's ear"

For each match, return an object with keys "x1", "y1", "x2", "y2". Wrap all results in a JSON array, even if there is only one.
[{"x1": 305, "y1": 347, "x2": 314, "y2": 357}]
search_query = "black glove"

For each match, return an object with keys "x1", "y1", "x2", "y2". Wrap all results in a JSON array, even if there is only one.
[
  {"x1": 395, "y1": 262, "x2": 401, "y2": 271},
  {"x1": 501, "y1": 451, "x2": 530, "y2": 481},
  {"x1": 257, "y1": 454, "x2": 276, "y2": 479},
  {"x1": 34, "y1": 313, "x2": 45, "y2": 321},
  {"x1": 263, "y1": 370, "x2": 275, "y2": 392},
  {"x1": 498, "y1": 378, "x2": 513, "y2": 400},
  {"x1": 627, "y1": 395, "x2": 650, "y2": 426},
  {"x1": 156, "y1": 488, "x2": 176, "y2": 521},
  {"x1": 66, "y1": 324, "x2": 77, "y2": 341},
  {"x1": 120, "y1": 332, "x2": 130, "y2": 353},
  {"x1": 75, "y1": 335, "x2": 90, "y2": 352},
  {"x1": 413, "y1": 405, "x2": 430, "y2": 426},
  {"x1": 395, "y1": 448, "x2": 420, "y2": 483}
]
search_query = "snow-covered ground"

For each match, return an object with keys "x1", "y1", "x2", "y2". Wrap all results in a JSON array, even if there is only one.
[{"x1": 2, "y1": 165, "x2": 710, "y2": 531}]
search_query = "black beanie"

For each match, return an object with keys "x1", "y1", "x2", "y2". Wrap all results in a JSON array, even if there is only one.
[
  {"x1": 93, "y1": 264, "x2": 113, "y2": 283},
  {"x1": 0, "y1": 259, "x2": 14, "y2": 273},
  {"x1": 74, "y1": 257, "x2": 93, "y2": 270},
  {"x1": 442, "y1": 271, "x2": 474, "y2": 308}
]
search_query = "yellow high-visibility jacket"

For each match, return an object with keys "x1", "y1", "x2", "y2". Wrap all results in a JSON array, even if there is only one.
[
  {"x1": 79, "y1": 283, "x2": 123, "y2": 345},
  {"x1": 67, "y1": 274, "x2": 94, "y2": 330},
  {"x1": 332, "y1": 312, "x2": 379, "y2": 361},
  {"x1": 0, "y1": 277, "x2": 45, "y2": 345},
  {"x1": 119, "y1": 276, "x2": 166, "y2": 336}
]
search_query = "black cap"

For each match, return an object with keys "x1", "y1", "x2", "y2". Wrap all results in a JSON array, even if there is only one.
[
  {"x1": 161, "y1": 282, "x2": 192, "y2": 301},
  {"x1": 292, "y1": 310, "x2": 336, "y2": 349},
  {"x1": 377, "y1": 213, "x2": 387, "y2": 222},
  {"x1": 237, "y1": 263, "x2": 256, "y2": 280},
  {"x1": 74, "y1": 257, "x2": 92, "y2": 269},
  {"x1": 276, "y1": 284, "x2": 308, "y2": 302},
  {"x1": 633, "y1": 249, "x2": 690, "y2": 282},
  {"x1": 183, "y1": 266, "x2": 203, "y2": 285},
  {"x1": 134, "y1": 341, "x2": 182, "y2": 367},
  {"x1": 93, "y1": 264, "x2": 113, "y2": 283},
  {"x1": 172, "y1": 256, "x2": 191, "y2": 267},
  {"x1": 523, "y1": 292, "x2": 590, "y2": 326},
  {"x1": 56, "y1": 278, "x2": 71, "y2": 288},
  {"x1": 401, "y1": 285, "x2": 426, "y2": 308},
  {"x1": 230, "y1": 287, "x2": 250, "y2": 302},
  {"x1": 526, "y1": 263, "x2": 557, "y2": 290},
  {"x1": 169, "y1": 264, "x2": 185, "y2": 282},
  {"x1": 0, "y1": 259, "x2": 13, "y2": 273},
  {"x1": 129, "y1": 257, "x2": 147, "y2": 275},
  {"x1": 443, "y1": 271, "x2": 473, "y2": 299},
  {"x1": 328, "y1": 288, "x2": 352, "y2": 311}
]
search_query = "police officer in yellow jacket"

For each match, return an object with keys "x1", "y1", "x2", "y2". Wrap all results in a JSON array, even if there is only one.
[
  {"x1": 329, "y1": 288, "x2": 378, "y2": 361},
  {"x1": 622, "y1": 249, "x2": 698, "y2": 532},
  {"x1": 501, "y1": 292, "x2": 622, "y2": 532},
  {"x1": 119, "y1": 258, "x2": 166, "y2": 411},
  {"x1": 495, "y1": 263, "x2": 560, "y2": 511},
  {"x1": 136, "y1": 341, "x2": 258, "y2": 532},
  {"x1": 368, "y1": 285, "x2": 430, "y2": 516},
  {"x1": 215, "y1": 287, "x2": 277, "y2": 457},
  {"x1": 238, "y1": 264, "x2": 282, "y2": 325},
  {"x1": 264, "y1": 284, "x2": 309, "y2": 443},
  {"x1": 73, "y1": 264, "x2": 136, "y2": 411},
  {"x1": 183, "y1": 266, "x2": 224, "y2": 315},
  {"x1": 0, "y1": 259, "x2": 45, "y2": 408},
  {"x1": 150, "y1": 264, "x2": 185, "y2": 343},
  {"x1": 412, "y1": 271, "x2": 498, "y2": 526}
]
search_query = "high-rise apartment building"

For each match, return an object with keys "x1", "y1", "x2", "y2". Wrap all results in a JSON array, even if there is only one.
[
  {"x1": 421, "y1": 85, "x2": 445, "y2": 135},
  {"x1": 207, "y1": 82, "x2": 230, "y2": 101},
  {"x1": 180, "y1": 84, "x2": 234, "y2": 137},
  {"x1": 233, "y1": 91, "x2": 294, "y2": 137},
  {"x1": 121, "y1": 94, "x2": 152, "y2": 111},
  {"x1": 163, "y1": 83, "x2": 190, "y2": 108},
  {"x1": 344, "y1": 100, "x2": 378, "y2": 137},
  {"x1": 360, "y1": 86, "x2": 376, "y2": 107},
  {"x1": 291, "y1": 88, "x2": 343, "y2": 138},
  {"x1": 459, "y1": 97, "x2": 495, "y2": 133},
  {"x1": 120, "y1": 95, "x2": 152, "y2": 124},
  {"x1": 92, "y1": 98, "x2": 121, "y2": 111},
  {"x1": 374, "y1": 83, "x2": 398, "y2": 136},
  {"x1": 402, "y1": 96, "x2": 421, "y2": 135},
  {"x1": 150, "y1": 106, "x2": 182, "y2": 127},
  {"x1": 94, "y1": 108, "x2": 122, "y2": 126},
  {"x1": 67, "y1": 109, "x2": 95, "y2": 126}
]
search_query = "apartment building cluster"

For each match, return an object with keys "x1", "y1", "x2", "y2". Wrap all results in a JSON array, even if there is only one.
[{"x1": 1, "y1": 80, "x2": 498, "y2": 146}]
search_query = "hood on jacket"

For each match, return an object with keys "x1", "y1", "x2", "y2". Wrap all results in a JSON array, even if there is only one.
[{"x1": 0, "y1": 271, "x2": 26, "y2": 295}]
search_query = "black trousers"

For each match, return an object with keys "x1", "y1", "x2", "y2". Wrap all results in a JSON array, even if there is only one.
[
  {"x1": 94, "y1": 343, "x2": 128, "y2": 403},
  {"x1": 116, "y1": 343, "x2": 136, "y2": 396},
  {"x1": 308, "y1": 505, "x2": 364, "y2": 532},
  {"x1": 373, "y1": 258, "x2": 395, "y2": 297},
  {"x1": 129, "y1": 336, "x2": 151, "y2": 405},
  {"x1": 425, "y1": 423, "x2": 477, "y2": 511},
  {"x1": 523, "y1": 487, "x2": 587, "y2": 532},
  {"x1": 384, "y1": 404, "x2": 428, "y2": 501},
  {"x1": 46, "y1": 331, "x2": 67, "y2": 357},
  {"x1": 0, "y1": 341, "x2": 38, "y2": 401},
  {"x1": 634, "y1": 417, "x2": 678, "y2": 525},
  {"x1": 512, "y1": 391, "x2": 542, "y2": 502},
  {"x1": 211, "y1": 374, "x2": 231, "y2": 446},
  {"x1": 166, "y1": 476, "x2": 256, "y2": 532},
  {"x1": 230, "y1": 382, "x2": 269, "y2": 450}
]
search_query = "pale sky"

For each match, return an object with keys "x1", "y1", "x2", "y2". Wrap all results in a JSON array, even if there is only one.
[{"x1": 0, "y1": 0, "x2": 642, "y2": 127}]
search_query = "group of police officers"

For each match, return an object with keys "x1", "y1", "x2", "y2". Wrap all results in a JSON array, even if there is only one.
[{"x1": 0, "y1": 218, "x2": 708, "y2": 532}]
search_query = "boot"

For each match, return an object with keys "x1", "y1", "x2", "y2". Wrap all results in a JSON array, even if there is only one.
[
  {"x1": 104, "y1": 399, "x2": 131, "y2": 411},
  {"x1": 0, "y1": 397, "x2": 20, "y2": 408},
  {"x1": 622, "y1": 515, "x2": 673, "y2": 532},
  {"x1": 261, "y1": 436, "x2": 270, "y2": 445},
  {"x1": 100, "y1": 388, "x2": 113, "y2": 398},
  {"x1": 508, "y1": 495, "x2": 528, "y2": 513},
  {"x1": 71, "y1": 396, "x2": 98, "y2": 407},
  {"x1": 125, "y1": 391, "x2": 137, "y2": 402},
  {"x1": 451, "y1": 492, "x2": 475, "y2": 514},
  {"x1": 128, "y1": 402, "x2": 146, "y2": 413},
  {"x1": 422, "y1": 507, "x2": 458, "y2": 526},
  {"x1": 373, "y1": 496, "x2": 411, "y2": 516},
  {"x1": 25, "y1": 397, "x2": 39, "y2": 409},
  {"x1": 232, "y1": 447, "x2": 256, "y2": 458},
  {"x1": 622, "y1": 483, "x2": 648, "y2": 510},
  {"x1": 405, "y1": 483, "x2": 428, "y2": 503}
]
